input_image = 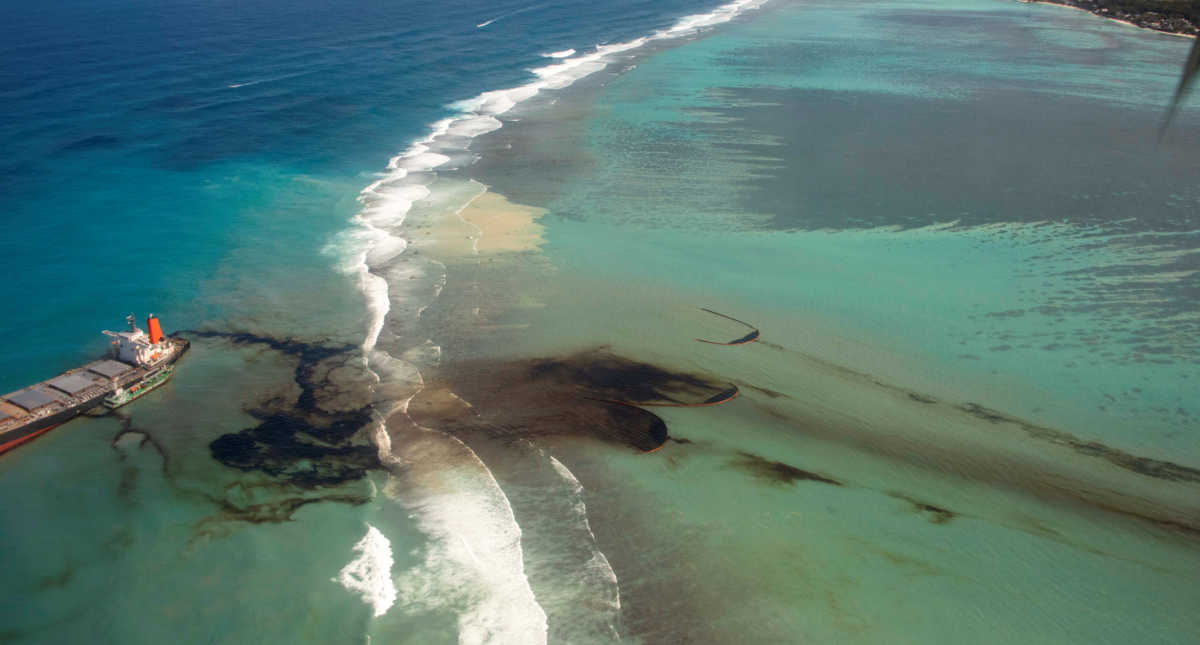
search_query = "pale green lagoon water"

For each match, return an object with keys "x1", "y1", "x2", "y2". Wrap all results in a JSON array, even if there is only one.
[{"x1": 446, "y1": 0, "x2": 1200, "y2": 642}]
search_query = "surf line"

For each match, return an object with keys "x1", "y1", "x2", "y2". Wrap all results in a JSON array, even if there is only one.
[{"x1": 695, "y1": 308, "x2": 760, "y2": 345}]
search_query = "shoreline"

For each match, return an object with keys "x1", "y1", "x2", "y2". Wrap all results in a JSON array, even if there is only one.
[{"x1": 1023, "y1": 0, "x2": 1198, "y2": 36}]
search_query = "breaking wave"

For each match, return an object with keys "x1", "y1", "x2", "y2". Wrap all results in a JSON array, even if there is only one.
[
  {"x1": 334, "y1": 0, "x2": 768, "y2": 353},
  {"x1": 389, "y1": 426, "x2": 549, "y2": 644},
  {"x1": 325, "y1": 0, "x2": 770, "y2": 640},
  {"x1": 547, "y1": 455, "x2": 622, "y2": 639},
  {"x1": 335, "y1": 525, "x2": 398, "y2": 618}
]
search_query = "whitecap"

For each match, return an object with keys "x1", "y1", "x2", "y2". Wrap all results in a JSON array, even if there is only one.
[
  {"x1": 335, "y1": 525, "x2": 398, "y2": 618},
  {"x1": 329, "y1": 0, "x2": 772, "y2": 639},
  {"x1": 390, "y1": 428, "x2": 549, "y2": 645},
  {"x1": 396, "y1": 151, "x2": 451, "y2": 172},
  {"x1": 447, "y1": 115, "x2": 503, "y2": 139}
]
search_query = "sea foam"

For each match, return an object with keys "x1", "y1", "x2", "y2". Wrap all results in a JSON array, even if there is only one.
[
  {"x1": 335, "y1": 525, "x2": 398, "y2": 618},
  {"x1": 334, "y1": 0, "x2": 770, "y2": 640},
  {"x1": 391, "y1": 428, "x2": 549, "y2": 645},
  {"x1": 547, "y1": 455, "x2": 622, "y2": 638}
]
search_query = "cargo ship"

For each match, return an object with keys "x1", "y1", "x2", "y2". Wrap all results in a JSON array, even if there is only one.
[{"x1": 0, "y1": 314, "x2": 188, "y2": 455}]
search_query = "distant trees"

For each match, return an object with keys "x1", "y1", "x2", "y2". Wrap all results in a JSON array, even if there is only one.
[{"x1": 1055, "y1": 0, "x2": 1200, "y2": 34}]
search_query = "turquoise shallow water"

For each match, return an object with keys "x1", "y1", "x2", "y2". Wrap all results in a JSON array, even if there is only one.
[
  {"x1": 528, "y1": 0, "x2": 1200, "y2": 458},
  {"x1": 1, "y1": 0, "x2": 760, "y2": 643},
  {"x1": 449, "y1": 0, "x2": 1200, "y2": 641}
]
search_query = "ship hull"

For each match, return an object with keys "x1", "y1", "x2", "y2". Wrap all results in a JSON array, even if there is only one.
[
  {"x1": 0, "y1": 336, "x2": 189, "y2": 456},
  {"x1": 0, "y1": 403, "x2": 96, "y2": 455}
]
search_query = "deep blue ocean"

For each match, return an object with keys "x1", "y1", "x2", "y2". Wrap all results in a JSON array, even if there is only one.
[{"x1": 0, "y1": 0, "x2": 736, "y2": 391}]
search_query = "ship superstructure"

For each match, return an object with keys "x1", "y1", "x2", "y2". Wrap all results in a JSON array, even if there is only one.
[
  {"x1": 0, "y1": 314, "x2": 188, "y2": 455},
  {"x1": 103, "y1": 314, "x2": 173, "y2": 368}
]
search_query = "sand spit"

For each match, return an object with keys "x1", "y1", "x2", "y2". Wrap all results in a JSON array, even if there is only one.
[
  {"x1": 422, "y1": 188, "x2": 548, "y2": 261},
  {"x1": 460, "y1": 192, "x2": 548, "y2": 256}
]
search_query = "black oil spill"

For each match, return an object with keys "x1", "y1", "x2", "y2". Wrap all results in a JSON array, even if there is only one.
[
  {"x1": 703, "y1": 386, "x2": 740, "y2": 405},
  {"x1": 112, "y1": 414, "x2": 169, "y2": 467},
  {"x1": 736, "y1": 382, "x2": 790, "y2": 399},
  {"x1": 208, "y1": 409, "x2": 378, "y2": 488},
  {"x1": 179, "y1": 330, "x2": 382, "y2": 490},
  {"x1": 958, "y1": 401, "x2": 1200, "y2": 484},
  {"x1": 528, "y1": 350, "x2": 726, "y2": 404},
  {"x1": 192, "y1": 487, "x2": 373, "y2": 541},
  {"x1": 888, "y1": 492, "x2": 956, "y2": 524},
  {"x1": 730, "y1": 451, "x2": 842, "y2": 487},
  {"x1": 109, "y1": 414, "x2": 172, "y2": 504},
  {"x1": 738, "y1": 333, "x2": 1200, "y2": 487},
  {"x1": 409, "y1": 349, "x2": 735, "y2": 452},
  {"x1": 695, "y1": 308, "x2": 761, "y2": 345},
  {"x1": 209, "y1": 492, "x2": 371, "y2": 525}
]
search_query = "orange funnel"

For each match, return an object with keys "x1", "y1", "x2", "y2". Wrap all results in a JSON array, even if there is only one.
[{"x1": 147, "y1": 315, "x2": 164, "y2": 344}]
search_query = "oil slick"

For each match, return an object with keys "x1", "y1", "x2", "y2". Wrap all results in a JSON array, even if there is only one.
[
  {"x1": 405, "y1": 349, "x2": 738, "y2": 453},
  {"x1": 186, "y1": 331, "x2": 383, "y2": 489},
  {"x1": 729, "y1": 451, "x2": 842, "y2": 487},
  {"x1": 694, "y1": 308, "x2": 760, "y2": 346}
]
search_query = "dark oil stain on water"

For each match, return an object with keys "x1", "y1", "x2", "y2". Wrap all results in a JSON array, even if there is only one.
[
  {"x1": 956, "y1": 401, "x2": 1200, "y2": 483},
  {"x1": 887, "y1": 491, "x2": 957, "y2": 525},
  {"x1": 83, "y1": 331, "x2": 386, "y2": 530},
  {"x1": 729, "y1": 451, "x2": 843, "y2": 487},
  {"x1": 408, "y1": 349, "x2": 740, "y2": 453},
  {"x1": 752, "y1": 338, "x2": 1200, "y2": 487},
  {"x1": 149, "y1": 334, "x2": 1200, "y2": 544},
  {"x1": 185, "y1": 330, "x2": 382, "y2": 490}
]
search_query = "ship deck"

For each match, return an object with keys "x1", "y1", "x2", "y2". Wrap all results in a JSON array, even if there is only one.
[{"x1": 0, "y1": 337, "x2": 188, "y2": 436}]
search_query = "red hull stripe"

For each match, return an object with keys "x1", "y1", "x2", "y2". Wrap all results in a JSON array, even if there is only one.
[{"x1": 0, "y1": 423, "x2": 61, "y2": 455}]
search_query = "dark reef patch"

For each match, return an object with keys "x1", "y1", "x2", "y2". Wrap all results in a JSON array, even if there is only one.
[
  {"x1": 35, "y1": 565, "x2": 74, "y2": 591},
  {"x1": 406, "y1": 349, "x2": 736, "y2": 452},
  {"x1": 731, "y1": 452, "x2": 842, "y2": 487},
  {"x1": 179, "y1": 330, "x2": 382, "y2": 489},
  {"x1": 117, "y1": 465, "x2": 138, "y2": 500}
]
